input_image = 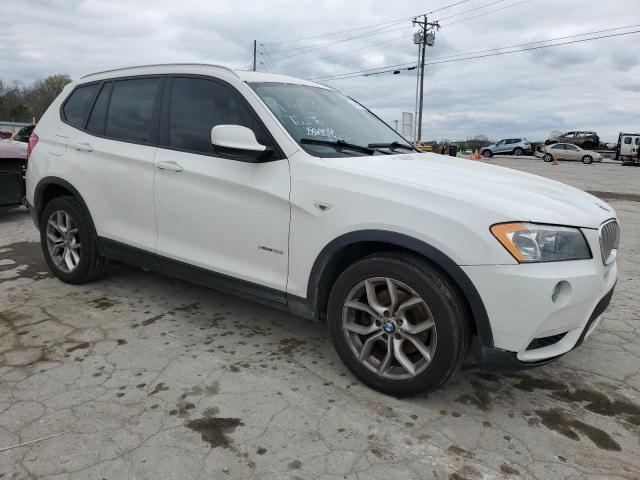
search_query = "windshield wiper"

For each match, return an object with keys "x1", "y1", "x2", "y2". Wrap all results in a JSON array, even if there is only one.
[
  {"x1": 300, "y1": 138, "x2": 375, "y2": 155},
  {"x1": 367, "y1": 141, "x2": 416, "y2": 152}
]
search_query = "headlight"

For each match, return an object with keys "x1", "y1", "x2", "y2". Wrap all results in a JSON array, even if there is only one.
[{"x1": 491, "y1": 222, "x2": 591, "y2": 263}]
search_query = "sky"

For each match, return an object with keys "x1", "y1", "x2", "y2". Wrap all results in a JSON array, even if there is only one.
[{"x1": 1, "y1": 0, "x2": 639, "y2": 143}]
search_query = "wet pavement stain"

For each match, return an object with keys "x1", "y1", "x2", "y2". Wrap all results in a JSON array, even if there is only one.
[
  {"x1": 185, "y1": 408, "x2": 244, "y2": 449},
  {"x1": 142, "y1": 314, "x2": 165, "y2": 326},
  {"x1": 508, "y1": 373, "x2": 566, "y2": 393},
  {"x1": 535, "y1": 408, "x2": 621, "y2": 451},
  {"x1": 449, "y1": 465, "x2": 481, "y2": 480},
  {"x1": 447, "y1": 444, "x2": 474, "y2": 459},
  {"x1": 0, "y1": 241, "x2": 50, "y2": 280},
  {"x1": 278, "y1": 337, "x2": 306, "y2": 355},
  {"x1": 551, "y1": 388, "x2": 640, "y2": 426},
  {"x1": 500, "y1": 464, "x2": 520, "y2": 476},
  {"x1": 148, "y1": 382, "x2": 169, "y2": 396},
  {"x1": 89, "y1": 297, "x2": 119, "y2": 310},
  {"x1": 65, "y1": 342, "x2": 91, "y2": 353}
]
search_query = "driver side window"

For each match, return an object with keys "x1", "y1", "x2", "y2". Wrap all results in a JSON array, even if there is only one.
[{"x1": 167, "y1": 77, "x2": 269, "y2": 156}]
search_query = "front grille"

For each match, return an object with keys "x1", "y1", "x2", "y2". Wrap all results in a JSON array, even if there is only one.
[
  {"x1": 526, "y1": 332, "x2": 567, "y2": 351},
  {"x1": 599, "y1": 219, "x2": 620, "y2": 265}
]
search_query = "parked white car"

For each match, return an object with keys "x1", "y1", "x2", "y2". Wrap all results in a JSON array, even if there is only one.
[{"x1": 25, "y1": 64, "x2": 619, "y2": 394}]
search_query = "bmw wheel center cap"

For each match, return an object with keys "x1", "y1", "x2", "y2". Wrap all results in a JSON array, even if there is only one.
[{"x1": 382, "y1": 320, "x2": 396, "y2": 333}]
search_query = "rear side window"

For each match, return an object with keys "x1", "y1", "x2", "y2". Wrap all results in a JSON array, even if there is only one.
[
  {"x1": 86, "y1": 83, "x2": 112, "y2": 135},
  {"x1": 552, "y1": 144, "x2": 565, "y2": 150},
  {"x1": 168, "y1": 77, "x2": 267, "y2": 155},
  {"x1": 63, "y1": 83, "x2": 100, "y2": 129},
  {"x1": 105, "y1": 78, "x2": 160, "y2": 143}
]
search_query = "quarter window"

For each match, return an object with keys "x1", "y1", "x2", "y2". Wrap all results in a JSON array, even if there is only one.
[
  {"x1": 86, "y1": 83, "x2": 112, "y2": 135},
  {"x1": 168, "y1": 77, "x2": 266, "y2": 155},
  {"x1": 105, "y1": 78, "x2": 160, "y2": 143},
  {"x1": 63, "y1": 83, "x2": 100, "y2": 129}
]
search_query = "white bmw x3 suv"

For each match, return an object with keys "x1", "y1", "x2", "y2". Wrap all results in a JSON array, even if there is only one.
[{"x1": 25, "y1": 64, "x2": 619, "y2": 394}]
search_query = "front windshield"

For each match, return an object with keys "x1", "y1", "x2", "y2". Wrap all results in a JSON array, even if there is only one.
[{"x1": 249, "y1": 82, "x2": 414, "y2": 157}]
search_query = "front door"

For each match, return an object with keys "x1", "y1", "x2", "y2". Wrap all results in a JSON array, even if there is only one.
[
  {"x1": 153, "y1": 76, "x2": 290, "y2": 293},
  {"x1": 563, "y1": 144, "x2": 580, "y2": 161}
]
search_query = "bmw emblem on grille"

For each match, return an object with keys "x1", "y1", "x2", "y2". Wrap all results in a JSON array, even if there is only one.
[{"x1": 382, "y1": 321, "x2": 396, "y2": 333}]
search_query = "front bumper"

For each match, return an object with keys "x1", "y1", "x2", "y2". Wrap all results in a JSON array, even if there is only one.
[
  {"x1": 476, "y1": 285, "x2": 614, "y2": 370},
  {"x1": 462, "y1": 228, "x2": 617, "y2": 365}
]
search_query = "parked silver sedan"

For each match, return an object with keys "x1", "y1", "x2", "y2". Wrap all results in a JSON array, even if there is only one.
[{"x1": 540, "y1": 143, "x2": 603, "y2": 164}]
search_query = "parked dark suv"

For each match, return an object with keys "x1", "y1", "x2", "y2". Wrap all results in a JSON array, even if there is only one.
[{"x1": 544, "y1": 131, "x2": 600, "y2": 150}]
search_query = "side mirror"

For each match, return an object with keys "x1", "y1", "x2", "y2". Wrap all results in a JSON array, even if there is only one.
[{"x1": 211, "y1": 125, "x2": 270, "y2": 161}]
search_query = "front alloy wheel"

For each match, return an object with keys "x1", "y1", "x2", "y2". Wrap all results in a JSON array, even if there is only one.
[
  {"x1": 342, "y1": 277, "x2": 437, "y2": 379},
  {"x1": 46, "y1": 210, "x2": 82, "y2": 272},
  {"x1": 327, "y1": 253, "x2": 469, "y2": 395}
]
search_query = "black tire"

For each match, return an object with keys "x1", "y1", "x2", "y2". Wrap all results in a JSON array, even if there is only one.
[
  {"x1": 39, "y1": 196, "x2": 107, "y2": 284},
  {"x1": 582, "y1": 155, "x2": 593, "y2": 165},
  {"x1": 327, "y1": 252, "x2": 470, "y2": 395},
  {"x1": 513, "y1": 147, "x2": 523, "y2": 156},
  {"x1": 482, "y1": 149, "x2": 492, "y2": 158},
  {"x1": 543, "y1": 153, "x2": 553, "y2": 162}
]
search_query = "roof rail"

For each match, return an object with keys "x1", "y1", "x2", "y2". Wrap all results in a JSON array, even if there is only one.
[{"x1": 81, "y1": 63, "x2": 238, "y2": 79}]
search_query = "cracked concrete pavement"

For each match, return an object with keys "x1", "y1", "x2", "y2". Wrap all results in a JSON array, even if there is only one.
[{"x1": 1, "y1": 157, "x2": 639, "y2": 479}]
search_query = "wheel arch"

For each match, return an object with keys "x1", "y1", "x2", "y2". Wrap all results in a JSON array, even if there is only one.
[
  {"x1": 34, "y1": 177, "x2": 94, "y2": 231},
  {"x1": 301, "y1": 230, "x2": 494, "y2": 348}
]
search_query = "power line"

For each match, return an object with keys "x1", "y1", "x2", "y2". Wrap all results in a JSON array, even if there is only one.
[
  {"x1": 427, "y1": 23, "x2": 640, "y2": 62},
  {"x1": 436, "y1": 0, "x2": 510, "y2": 21},
  {"x1": 441, "y1": 0, "x2": 532, "y2": 26},
  {"x1": 267, "y1": 23, "x2": 410, "y2": 61},
  {"x1": 276, "y1": 31, "x2": 414, "y2": 69},
  {"x1": 313, "y1": 28, "x2": 640, "y2": 81},
  {"x1": 263, "y1": 0, "x2": 472, "y2": 47},
  {"x1": 271, "y1": 0, "x2": 532, "y2": 68}
]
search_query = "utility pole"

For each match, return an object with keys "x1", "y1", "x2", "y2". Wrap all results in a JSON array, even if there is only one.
[
  {"x1": 413, "y1": 16, "x2": 440, "y2": 143},
  {"x1": 252, "y1": 40, "x2": 257, "y2": 71},
  {"x1": 394, "y1": 120, "x2": 399, "y2": 131}
]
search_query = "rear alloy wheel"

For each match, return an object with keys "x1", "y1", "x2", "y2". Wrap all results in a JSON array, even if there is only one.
[
  {"x1": 482, "y1": 149, "x2": 492, "y2": 158},
  {"x1": 39, "y1": 196, "x2": 107, "y2": 284},
  {"x1": 328, "y1": 253, "x2": 469, "y2": 395},
  {"x1": 543, "y1": 153, "x2": 553, "y2": 162},
  {"x1": 46, "y1": 210, "x2": 82, "y2": 273},
  {"x1": 513, "y1": 147, "x2": 523, "y2": 156},
  {"x1": 582, "y1": 155, "x2": 593, "y2": 165}
]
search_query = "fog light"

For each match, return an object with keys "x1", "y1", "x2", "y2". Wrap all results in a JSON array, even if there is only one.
[{"x1": 551, "y1": 281, "x2": 571, "y2": 306}]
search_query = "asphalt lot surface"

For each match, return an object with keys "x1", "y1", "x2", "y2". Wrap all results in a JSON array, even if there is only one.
[{"x1": 1, "y1": 156, "x2": 639, "y2": 479}]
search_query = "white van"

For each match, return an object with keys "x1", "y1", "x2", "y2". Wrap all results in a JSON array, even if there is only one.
[{"x1": 616, "y1": 132, "x2": 640, "y2": 165}]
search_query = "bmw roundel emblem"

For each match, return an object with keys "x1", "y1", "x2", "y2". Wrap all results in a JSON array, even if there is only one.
[{"x1": 382, "y1": 321, "x2": 396, "y2": 333}]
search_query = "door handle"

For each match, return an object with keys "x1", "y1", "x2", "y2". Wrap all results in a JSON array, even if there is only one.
[
  {"x1": 156, "y1": 161, "x2": 183, "y2": 172},
  {"x1": 70, "y1": 142, "x2": 93, "y2": 152}
]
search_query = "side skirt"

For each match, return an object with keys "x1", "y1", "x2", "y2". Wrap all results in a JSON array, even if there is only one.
[{"x1": 97, "y1": 238, "x2": 311, "y2": 316}]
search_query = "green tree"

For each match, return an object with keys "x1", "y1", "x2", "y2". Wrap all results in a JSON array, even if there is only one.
[{"x1": 27, "y1": 74, "x2": 72, "y2": 121}]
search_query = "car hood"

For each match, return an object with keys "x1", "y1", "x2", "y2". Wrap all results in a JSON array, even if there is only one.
[{"x1": 323, "y1": 152, "x2": 615, "y2": 229}]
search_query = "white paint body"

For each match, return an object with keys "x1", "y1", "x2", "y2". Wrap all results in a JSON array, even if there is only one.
[{"x1": 26, "y1": 64, "x2": 618, "y2": 362}]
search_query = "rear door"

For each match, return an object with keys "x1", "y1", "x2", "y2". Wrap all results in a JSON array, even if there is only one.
[
  {"x1": 63, "y1": 77, "x2": 162, "y2": 251},
  {"x1": 550, "y1": 143, "x2": 566, "y2": 159}
]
